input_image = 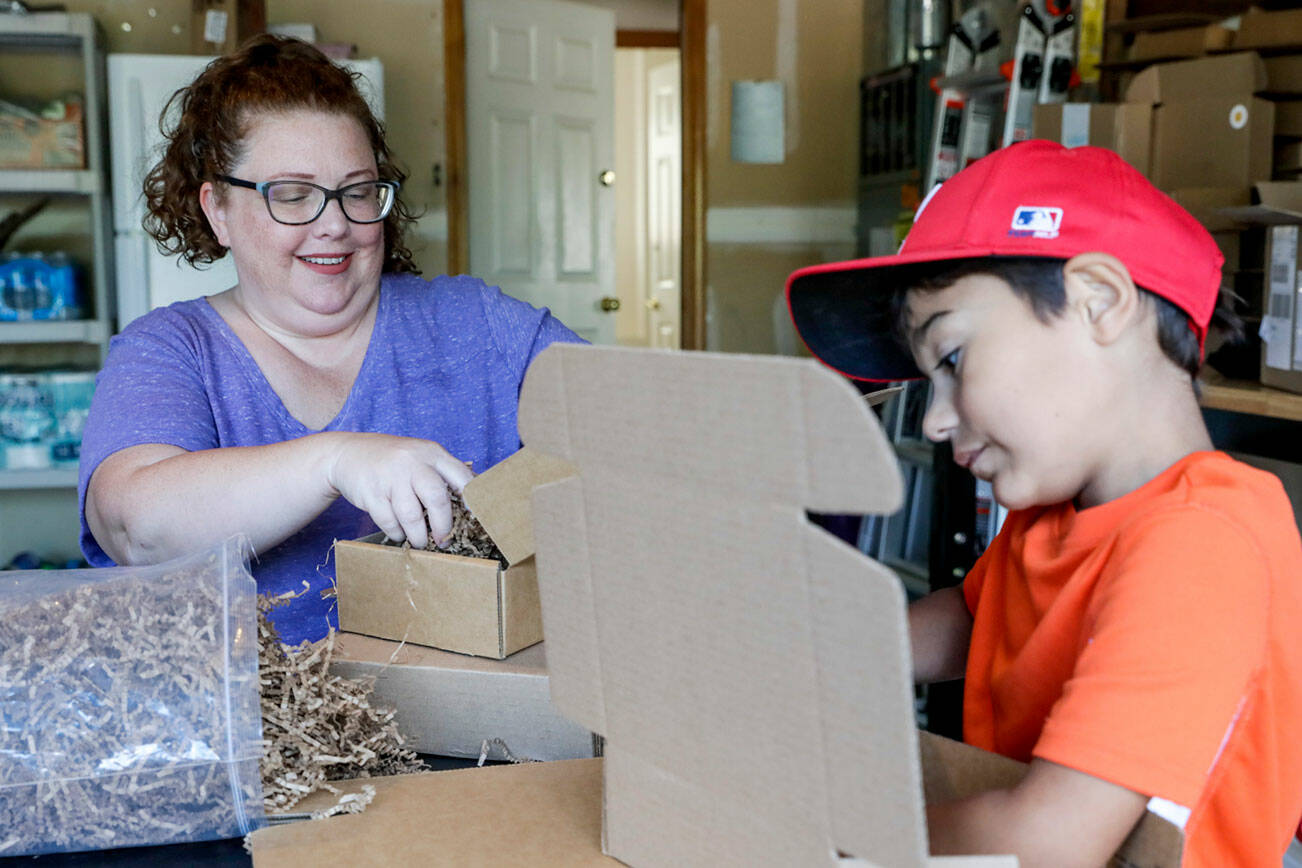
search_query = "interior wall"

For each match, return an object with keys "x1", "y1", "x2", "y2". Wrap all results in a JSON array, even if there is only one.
[
  {"x1": 704, "y1": 0, "x2": 862, "y2": 354},
  {"x1": 53, "y1": 0, "x2": 869, "y2": 357},
  {"x1": 58, "y1": 0, "x2": 453, "y2": 273}
]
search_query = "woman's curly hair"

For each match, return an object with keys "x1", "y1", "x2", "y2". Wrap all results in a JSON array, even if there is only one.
[{"x1": 143, "y1": 34, "x2": 419, "y2": 275}]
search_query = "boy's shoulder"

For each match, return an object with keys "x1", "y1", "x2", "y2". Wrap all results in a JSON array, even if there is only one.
[{"x1": 1100, "y1": 451, "x2": 1299, "y2": 578}]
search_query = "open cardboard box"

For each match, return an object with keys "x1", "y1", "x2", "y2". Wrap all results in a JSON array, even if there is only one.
[
  {"x1": 246, "y1": 347, "x2": 1181, "y2": 867},
  {"x1": 518, "y1": 344, "x2": 1183, "y2": 867},
  {"x1": 334, "y1": 448, "x2": 571, "y2": 659},
  {"x1": 327, "y1": 631, "x2": 598, "y2": 761}
]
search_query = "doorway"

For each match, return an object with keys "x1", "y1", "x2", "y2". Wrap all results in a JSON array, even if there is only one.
[
  {"x1": 614, "y1": 44, "x2": 681, "y2": 349},
  {"x1": 444, "y1": 0, "x2": 705, "y2": 349}
]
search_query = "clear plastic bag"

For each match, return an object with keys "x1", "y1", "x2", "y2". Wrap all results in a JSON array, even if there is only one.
[{"x1": 0, "y1": 536, "x2": 266, "y2": 856}]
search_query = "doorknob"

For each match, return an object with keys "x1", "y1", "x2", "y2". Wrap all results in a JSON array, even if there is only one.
[
  {"x1": 599, "y1": 169, "x2": 615, "y2": 186},
  {"x1": 600, "y1": 296, "x2": 621, "y2": 312},
  {"x1": 645, "y1": 297, "x2": 661, "y2": 311}
]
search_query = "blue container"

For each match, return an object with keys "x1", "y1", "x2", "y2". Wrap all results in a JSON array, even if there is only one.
[{"x1": 0, "y1": 253, "x2": 83, "y2": 321}]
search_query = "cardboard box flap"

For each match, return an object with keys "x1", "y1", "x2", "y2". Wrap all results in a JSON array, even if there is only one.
[
  {"x1": 462, "y1": 446, "x2": 576, "y2": 566},
  {"x1": 1125, "y1": 51, "x2": 1267, "y2": 104},
  {"x1": 518, "y1": 344, "x2": 904, "y2": 515},
  {"x1": 521, "y1": 346, "x2": 930, "y2": 866},
  {"x1": 1217, "y1": 181, "x2": 1302, "y2": 224},
  {"x1": 1234, "y1": 6, "x2": 1302, "y2": 52}
]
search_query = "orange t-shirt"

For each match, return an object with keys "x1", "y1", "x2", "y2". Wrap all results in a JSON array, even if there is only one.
[{"x1": 962, "y1": 451, "x2": 1302, "y2": 867}]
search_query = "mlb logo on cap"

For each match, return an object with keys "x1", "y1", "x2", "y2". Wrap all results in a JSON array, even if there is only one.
[{"x1": 1010, "y1": 206, "x2": 1062, "y2": 239}]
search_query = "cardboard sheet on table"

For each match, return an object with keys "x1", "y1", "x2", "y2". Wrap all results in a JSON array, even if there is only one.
[
  {"x1": 516, "y1": 344, "x2": 1181, "y2": 868},
  {"x1": 250, "y1": 759, "x2": 614, "y2": 867}
]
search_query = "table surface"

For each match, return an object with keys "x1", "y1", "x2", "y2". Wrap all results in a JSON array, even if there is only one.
[{"x1": 0, "y1": 757, "x2": 480, "y2": 867}]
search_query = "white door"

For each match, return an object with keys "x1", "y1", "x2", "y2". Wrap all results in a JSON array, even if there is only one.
[
  {"x1": 645, "y1": 55, "x2": 681, "y2": 350},
  {"x1": 465, "y1": 0, "x2": 616, "y2": 345}
]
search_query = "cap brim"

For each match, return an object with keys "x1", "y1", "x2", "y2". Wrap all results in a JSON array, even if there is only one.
[{"x1": 787, "y1": 247, "x2": 1046, "y2": 382}]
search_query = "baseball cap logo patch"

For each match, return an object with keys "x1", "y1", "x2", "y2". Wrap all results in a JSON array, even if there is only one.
[{"x1": 1010, "y1": 206, "x2": 1063, "y2": 239}]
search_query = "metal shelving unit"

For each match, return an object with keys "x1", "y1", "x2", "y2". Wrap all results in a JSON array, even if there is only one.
[
  {"x1": 0, "y1": 12, "x2": 111, "y2": 563},
  {"x1": 0, "y1": 467, "x2": 78, "y2": 490}
]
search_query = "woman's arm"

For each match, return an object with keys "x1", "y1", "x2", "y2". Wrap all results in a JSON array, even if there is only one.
[
  {"x1": 908, "y1": 586, "x2": 974, "y2": 684},
  {"x1": 86, "y1": 431, "x2": 474, "y2": 566}
]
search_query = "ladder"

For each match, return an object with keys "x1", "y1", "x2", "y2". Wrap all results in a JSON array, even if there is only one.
[
  {"x1": 925, "y1": 4, "x2": 1001, "y2": 191},
  {"x1": 1002, "y1": 0, "x2": 1077, "y2": 147}
]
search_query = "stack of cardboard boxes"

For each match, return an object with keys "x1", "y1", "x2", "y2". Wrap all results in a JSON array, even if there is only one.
[
  {"x1": 323, "y1": 449, "x2": 600, "y2": 765},
  {"x1": 1033, "y1": 6, "x2": 1302, "y2": 394}
]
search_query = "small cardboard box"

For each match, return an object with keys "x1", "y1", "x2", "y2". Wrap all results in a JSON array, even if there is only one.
[
  {"x1": 1209, "y1": 181, "x2": 1302, "y2": 391},
  {"x1": 1032, "y1": 102, "x2": 1153, "y2": 177},
  {"x1": 327, "y1": 631, "x2": 598, "y2": 761},
  {"x1": 0, "y1": 98, "x2": 84, "y2": 170},
  {"x1": 1234, "y1": 6, "x2": 1302, "y2": 53},
  {"x1": 335, "y1": 448, "x2": 572, "y2": 659},
  {"x1": 190, "y1": 0, "x2": 266, "y2": 55},
  {"x1": 1277, "y1": 140, "x2": 1302, "y2": 175},
  {"x1": 516, "y1": 344, "x2": 1182, "y2": 867},
  {"x1": 1168, "y1": 185, "x2": 1252, "y2": 232},
  {"x1": 1128, "y1": 23, "x2": 1235, "y2": 63},
  {"x1": 1125, "y1": 53, "x2": 1273, "y2": 190},
  {"x1": 1277, "y1": 101, "x2": 1302, "y2": 137},
  {"x1": 1262, "y1": 222, "x2": 1302, "y2": 394},
  {"x1": 1264, "y1": 56, "x2": 1302, "y2": 96}
]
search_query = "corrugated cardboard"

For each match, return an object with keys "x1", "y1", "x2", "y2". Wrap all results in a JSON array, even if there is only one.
[
  {"x1": 248, "y1": 739, "x2": 1179, "y2": 866},
  {"x1": 327, "y1": 631, "x2": 598, "y2": 761},
  {"x1": 1127, "y1": 23, "x2": 1235, "y2": 63},
  {"x1": 1169, "y1": 186, "x2": 1253, "y2": 232},
  {"x1": 190, "y1": 0, "x2": 266, "y2": 54},
  {"x1": 1216, "y1": 180, "x2": 1302, "y2": 224},
  {"x1": 1277, "y1": 101, "x2": 1302, "y2": 137},
  {"x1": 517, "y1": 344, "x2": 1182, "y2": 867},
  {"x1": 1234, "y1": 6, "x2": 1302, "y2": 53},
  {"x1": 1261, "y1": 223, "x2": 1302, "y2": 394},
  {"x1": 335, "y1": 448, "x2": 564, "y2": 659},
  {"x1": 1122, "y1": 53, "x2": 1273, "y2": 190},
  {"x1": 1150, "y1": 98, "x2": 1273, "y2": 189},
  {"x1": 249, "y1": 759, "x2": 616, "y2": 866},
  {"x1": 1125, "y1": 51, "x2": 1267, "y2": 105},
  {"x1": 1277, "y1": 140, "x2": 1302, "y2": 175},
  {"x1": 1264, "y1": 56, "x2": 1302, "y2": 96},
  {"x1": 1032, "y1": 102, "x2": 1153, "y2": 177}
]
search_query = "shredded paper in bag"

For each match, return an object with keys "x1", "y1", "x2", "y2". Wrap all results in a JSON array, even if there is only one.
[{"x1": 0, "y1": 537, "x2": 264, "y2": 857}]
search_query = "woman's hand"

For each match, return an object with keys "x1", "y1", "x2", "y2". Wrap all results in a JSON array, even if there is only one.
[{"x1": 322, "y1": 433, "x2": 476, "y2": 549}]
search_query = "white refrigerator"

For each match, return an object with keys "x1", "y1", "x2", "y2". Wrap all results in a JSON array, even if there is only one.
[{"x1": 106, "y1": 53, "x2": 385, "y2": 329}]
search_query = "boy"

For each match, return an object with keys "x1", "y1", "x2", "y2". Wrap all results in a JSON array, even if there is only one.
[{"x1": 786, "y1": 141, "x2": 1302, "y2": 867}]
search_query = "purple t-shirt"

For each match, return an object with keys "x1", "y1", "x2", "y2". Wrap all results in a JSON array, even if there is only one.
[{"x1": 79, "y1": 273, "x2": 583, "y2": 645}]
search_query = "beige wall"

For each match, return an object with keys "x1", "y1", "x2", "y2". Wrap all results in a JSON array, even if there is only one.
[
  {"x1": 705, "y1": 0, "x2": 862, "y2": 354},
  {"x1": 57, "y1": 0, "x2": 451, "y2": 276},
  {"x1": 49, "y1": 0, "x2": 869, "y2": 353}
]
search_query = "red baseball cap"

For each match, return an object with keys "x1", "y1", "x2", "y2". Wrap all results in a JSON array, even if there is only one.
[{"x1": 785, "y1": 140, "x2": 1224, "y2": 382}]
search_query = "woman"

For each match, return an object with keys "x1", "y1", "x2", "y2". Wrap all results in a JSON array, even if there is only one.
[{"x1": 79, "y1": 36, "x2": 582, "y2": 645}]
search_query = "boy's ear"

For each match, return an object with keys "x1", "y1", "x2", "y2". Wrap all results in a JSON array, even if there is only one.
[
  {"x1": 1061, "y1": 253, "x2": 1140, "y2": 347},
  {"x1": 198, "y1": 181, "x2": 232, "y2": 249}
]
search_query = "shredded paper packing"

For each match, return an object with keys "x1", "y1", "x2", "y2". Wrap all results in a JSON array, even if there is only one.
[{"x1": 0, "y1": 538, "x2": 264, "y2": 856}]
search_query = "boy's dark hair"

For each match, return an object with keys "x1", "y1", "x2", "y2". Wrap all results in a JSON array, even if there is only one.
[{"x1": 889, "y1": 257, "x2": 1244, "y2": 381}]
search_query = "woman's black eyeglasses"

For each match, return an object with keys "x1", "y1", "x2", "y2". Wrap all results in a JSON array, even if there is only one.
[{"x1": 215, "y1": 175, "x2": 399, "y2": 226}]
